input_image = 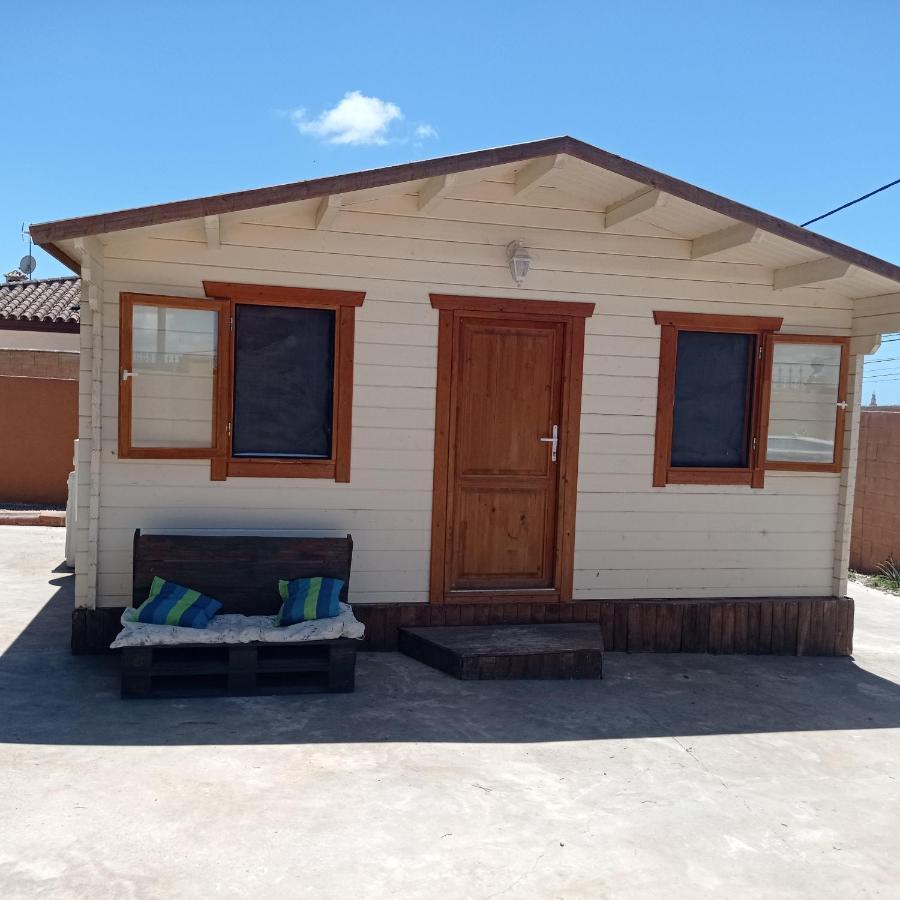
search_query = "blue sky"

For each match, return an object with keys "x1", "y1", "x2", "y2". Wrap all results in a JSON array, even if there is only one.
[{"x1": 3, "y1": 1, "x2": 899, "y2": 398}]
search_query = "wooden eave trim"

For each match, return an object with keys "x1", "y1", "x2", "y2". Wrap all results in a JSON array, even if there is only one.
[
  {"x1": 653, "y1": 311, "x2": 783, "y2": 332},
  {"x1": 31, "y1": 135, "x2": 900, "y2": 289},
  {"x1": 41, "y1": 242, "x2": 81, "y2": 275},
  {"x1": 0, "y1": 317, "x2": 79, "y2": 334},
  {"x1": 430, "y1": 294, "x2": 595, "y2": 318},
  {"x1": 203, "y1": 281, "x2": 365, "y2": 308}
]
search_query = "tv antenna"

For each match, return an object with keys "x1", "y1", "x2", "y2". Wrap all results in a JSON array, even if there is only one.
[{"x1": 19, "y1": 223, "x2": 36, "y2": 278}]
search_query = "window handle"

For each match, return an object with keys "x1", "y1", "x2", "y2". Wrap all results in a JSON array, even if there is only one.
[
  {"x1": 121, "y1": 369, "x2": 137, "y2": 382},
  {"x1": 836, "y1": 401, "x2": 848, "y2": 410},
  {"x1": 539, "y1": 424, "x2": 559, "y2": 462}
]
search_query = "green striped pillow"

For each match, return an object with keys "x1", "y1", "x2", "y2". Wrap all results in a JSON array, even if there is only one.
[
  {"x1": 131, "y1": 576, "x2": 223, "y2": 628},
  {"x1": 276, "y1": 577, "x2": 343, "y2": 626}
]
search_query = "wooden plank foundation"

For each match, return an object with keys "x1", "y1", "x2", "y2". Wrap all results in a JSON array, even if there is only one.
[{"x1": 73, "y1": 596, "x2": 854, "y2": 657}]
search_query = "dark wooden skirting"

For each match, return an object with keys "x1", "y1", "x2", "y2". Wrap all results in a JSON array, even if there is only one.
[
  {"x1": 72, "y1": 596, "x2": 854, "y2": 657},
  {"x1": 355, "y1": 596, "x2": 854, "y2": 656}
]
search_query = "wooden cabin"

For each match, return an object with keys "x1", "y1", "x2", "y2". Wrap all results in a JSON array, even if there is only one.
[{"x1": 30, "y1": 137, "x2": 900, "y2": 654}]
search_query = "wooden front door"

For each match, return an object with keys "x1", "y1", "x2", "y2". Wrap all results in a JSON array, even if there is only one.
[{"x1": 430, "y1": 296, "x2": 592, "y2": 604}]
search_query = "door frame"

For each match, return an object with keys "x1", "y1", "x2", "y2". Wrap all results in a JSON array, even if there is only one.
[{"x1": 428, "y1": 294, "x2": 595, "y2": 604}]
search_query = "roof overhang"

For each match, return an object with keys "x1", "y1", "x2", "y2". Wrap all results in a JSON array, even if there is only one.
[{"x1": 29, "y1": 135, "x2": 900, "y2": 306}]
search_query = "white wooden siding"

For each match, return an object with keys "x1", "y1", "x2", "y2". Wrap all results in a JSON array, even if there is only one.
[{"x1": 83, "y1": 184, "x2": 854, "y2": 607}]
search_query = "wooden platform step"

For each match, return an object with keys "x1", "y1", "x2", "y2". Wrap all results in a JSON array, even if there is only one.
[{"x1": 398, "y1": 624, "x2": 603, "y2": 681}]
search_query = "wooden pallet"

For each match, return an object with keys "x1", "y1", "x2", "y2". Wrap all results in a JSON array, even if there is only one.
[
  {"x1": 120, "y1": 639, "x2": 358, "y2": 698},
  {"x1": 398, "y1": 624, "x2": 603, "y2": 680}
]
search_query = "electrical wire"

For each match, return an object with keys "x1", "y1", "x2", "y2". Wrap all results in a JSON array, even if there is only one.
[{"x1": 801, "y1": 177, "x2": 900, "y2": 227}]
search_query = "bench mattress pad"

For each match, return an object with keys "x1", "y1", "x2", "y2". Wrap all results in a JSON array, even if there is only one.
[{"x1": 111, "y1": 602, "x2": 364, "y2": 649}]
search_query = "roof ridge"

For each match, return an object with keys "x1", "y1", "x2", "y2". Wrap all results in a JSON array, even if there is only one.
[
  {"x1": 28, "y1": 135, "x2": 900, "y2": 287},
  {"x1": 0, "y1": 274, "x2": 80, "y2": 287}
]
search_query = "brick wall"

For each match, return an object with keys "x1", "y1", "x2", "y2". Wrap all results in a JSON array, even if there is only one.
[
  {"x1": 850, "y1": 408, "x2": 900, "y2": 573},
  {"x1": 0, "y1": 348, "x2": 78, "y2": 379},
  {"x1": 0, "y1": 375, "x2": 78, "y2": 504}
]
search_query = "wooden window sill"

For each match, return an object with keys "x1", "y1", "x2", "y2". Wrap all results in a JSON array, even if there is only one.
[
  {"x1": 662, "y1": 468, "x2": 754, "y2": 486},
  {"x1": 217, "y1": 458, "x2": 339, "y2": 480}
]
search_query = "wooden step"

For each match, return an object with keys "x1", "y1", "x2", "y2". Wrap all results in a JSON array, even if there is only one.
[{"x1": 398, "y1": 624, "x2": 603, "y2": 681}]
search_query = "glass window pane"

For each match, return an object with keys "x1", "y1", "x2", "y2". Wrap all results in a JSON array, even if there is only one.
[
  {"x1": 671, "y1": 331, "x2": 754, "y2": 468},
  {"x1": 766, "y1": 342, "x2": 841, "y2": 464},
  {"x1": 232, "y1": 305, "x2": 335, "y2": 459},
  {"x1": 130, "y1": 304, "x2": 217, "y2": 448}
]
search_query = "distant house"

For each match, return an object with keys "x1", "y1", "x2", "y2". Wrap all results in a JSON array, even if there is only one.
[
  {"x1": 0, "y1": 274, "x2": 80, "y2": 504},
  {"x1": 28, "y1": 136, "x2": 900, "y2": 654}
]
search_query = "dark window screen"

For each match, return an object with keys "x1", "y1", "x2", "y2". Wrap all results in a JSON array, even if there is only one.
[
  {"x1": 671, "y1": 330, "x2": 754, "y2": 468},
  {"x1": 232, "y1": 305, "x2": 335, "y2": 458}
]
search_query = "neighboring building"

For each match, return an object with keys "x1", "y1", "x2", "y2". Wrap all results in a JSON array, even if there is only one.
[
  {"x1": 29, "y1": 136, "x2": 900, "y2": 653},
  {"x1": 851, "y1": 405, "x2": 900, "y2": 572},
  {"x1": 0, "y1": 274, "x2": 80, "y2": 504}
]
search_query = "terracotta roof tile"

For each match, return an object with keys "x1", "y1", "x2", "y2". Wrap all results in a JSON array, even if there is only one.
[{"x1": 0, "y1": 276, "x2": 80, "y2": 325}]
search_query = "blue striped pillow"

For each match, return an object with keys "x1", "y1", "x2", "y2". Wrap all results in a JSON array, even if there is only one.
[
  {"x1": 276, "y1": 577, "x2": 343, "y2": 626},
  {"x1": 130, "y1": 576, "x2": 223, "y2": 628}
]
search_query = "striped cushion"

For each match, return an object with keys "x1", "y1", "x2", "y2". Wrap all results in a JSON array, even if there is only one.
[
  {"x1": 130, "y1": 576, "x2": 223, "y2": 628},
  {"x1": 276, "y1": 577, "x2": 343, "y2": 626}
]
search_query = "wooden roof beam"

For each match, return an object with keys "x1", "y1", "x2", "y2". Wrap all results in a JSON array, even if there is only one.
[
  {"x1": 314, "y1": 195, "x2": 342, "y2": 230},
  {"x1": 605, "y1": 188, "x2": 668, "y2": 228},
  {"x1": 417, "y1": 174, "x2": 455, "y2": 213},
  {"x1": 773, "y1": 257, "x2": 854, "y2": 290},
  {"x1": 691, "y1": 223, "x2": 763, "y2": 260},
  {"x1": 203, "y1": 215, "x2": 220, "y2": 250},
  {"x1": 513, "y1": 154, "x2": 564, "y2": 200}
]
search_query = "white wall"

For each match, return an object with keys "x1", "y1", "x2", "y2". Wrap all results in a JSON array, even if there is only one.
[
  {"x1": 78, "y1": 180, "x2": 854, "y2": 608},
  {"x1": 0, "y1": 329, "x2": 79, "y2": 351}
]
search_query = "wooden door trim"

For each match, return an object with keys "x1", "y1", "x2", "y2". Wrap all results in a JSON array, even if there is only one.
[
  {"x1": 429, "y1": 308, "x2": 455, "y2": 604},
  {"x1": 429, "y1": 297, "x2": 590, "y2": 604},
  {"x1": 431, "y1": 294, "x2": 595, "y2": 319}
]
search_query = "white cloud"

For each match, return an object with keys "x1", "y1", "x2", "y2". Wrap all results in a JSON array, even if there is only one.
[
  {"x1": 415, "y1": 123, "x2": 438, "y2": 140},
  {"x1": 292, "y1": 91, "x2": 403, "y2": 145}
]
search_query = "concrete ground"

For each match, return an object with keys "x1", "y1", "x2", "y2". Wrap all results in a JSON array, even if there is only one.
[{"x1": 1, "y1": 528, "x2": 899, "y2": 899}]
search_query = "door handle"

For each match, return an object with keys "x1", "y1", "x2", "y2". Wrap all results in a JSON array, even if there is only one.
[{"x1": 539, "y1": 424, "x2": 559, "y2": 462}]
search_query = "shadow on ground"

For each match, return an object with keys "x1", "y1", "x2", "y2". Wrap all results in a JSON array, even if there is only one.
[{"x1": 2, "y1": 571, "x2": 900, "y2": 747}]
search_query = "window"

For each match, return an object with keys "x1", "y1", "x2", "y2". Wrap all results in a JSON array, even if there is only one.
[
  {"x1": 119, "y1": 283, "x2": 364, "y2": 481},
  {"x1": 653, "y1": 312, "x2": 849, "y2": 488},
  {"x1": 758, "y1": 335, "x2": 849, "y2": 472}
]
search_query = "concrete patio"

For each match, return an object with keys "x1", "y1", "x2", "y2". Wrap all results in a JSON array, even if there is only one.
[{"x1": 1, "y1": 526, "x2": 899, "y2": 898}]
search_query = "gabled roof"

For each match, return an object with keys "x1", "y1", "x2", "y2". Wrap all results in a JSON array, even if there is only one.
[
  {"x1": 0, "y1": 276, "x2": 80, "y2": 329},
  {"x1": 28, "y1": 135, "x2": 900, "y2": 292}
]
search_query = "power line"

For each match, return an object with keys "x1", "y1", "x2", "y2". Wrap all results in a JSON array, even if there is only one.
[{"x1": 801, "y1": 176, "x2": 900, "y2": 227}]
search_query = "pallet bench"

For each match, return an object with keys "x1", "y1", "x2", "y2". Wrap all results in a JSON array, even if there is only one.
[{"x1": 120, "y1": 531, "x2": 359, "y2": 699}]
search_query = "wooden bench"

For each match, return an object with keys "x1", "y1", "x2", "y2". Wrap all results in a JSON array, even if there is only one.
[{"x1": 120, "y1": 530, "x2": 359, "y2": 699}]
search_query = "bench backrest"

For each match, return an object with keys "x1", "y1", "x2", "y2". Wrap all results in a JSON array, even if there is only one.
[{"x1": 132, "y1": 531, "x2": 353, "y2": 615}]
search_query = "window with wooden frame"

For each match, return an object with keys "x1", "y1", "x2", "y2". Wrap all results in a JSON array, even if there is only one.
[
  {"x1": 118, "y1": 283, "x2": 365, "y2": 481},
  {"x1": 652, "y1": 312, "x2": 849, "y2": 489}
]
